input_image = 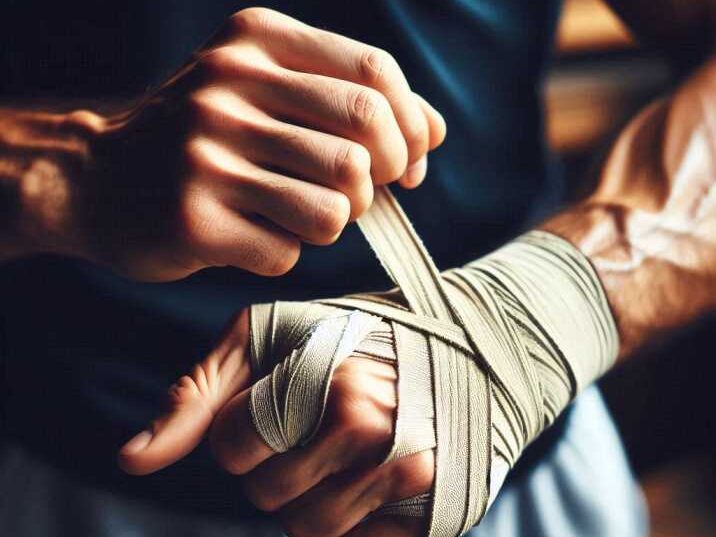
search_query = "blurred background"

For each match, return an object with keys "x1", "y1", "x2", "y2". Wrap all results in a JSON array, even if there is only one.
[{"x1": 549, "y1": 2, "x2": 716, "y2": 536}]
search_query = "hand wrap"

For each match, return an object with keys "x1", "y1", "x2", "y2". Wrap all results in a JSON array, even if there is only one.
[{"x1": 248, "y1": 187, "x2": 618, "y2": 536}]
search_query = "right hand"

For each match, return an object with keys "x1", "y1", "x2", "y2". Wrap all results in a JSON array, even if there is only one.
[
  {"x1": 20, "y1": 7, "x2": 445, "y2": 281},
  {"x1": 119, "y1": 309, "x2": 434, "y2": 537}
]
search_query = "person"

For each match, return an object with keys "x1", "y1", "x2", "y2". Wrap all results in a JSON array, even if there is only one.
[{"x1": 1, "y1": 1, "x2": 713, "y2": 535}]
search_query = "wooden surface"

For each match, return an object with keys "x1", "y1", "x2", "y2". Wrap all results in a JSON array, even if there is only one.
[
  {"x1": 556, "y1": 0, "x2": 635, "y2": 53},
  {"x1": 545, "y1": 0, "x2": 667, "y2": 154},
  {"x1": 545, "y1": 57, "x2": 669, "y2": 152}
]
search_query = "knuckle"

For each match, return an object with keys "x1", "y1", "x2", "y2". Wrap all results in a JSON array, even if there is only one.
[
  {"x1": 350, "y1": 406, "x2": 392, "y2": 445},
  {"x1": 63, "y1": 108, "x2": 93, "y2": 124},
  {"x1": 186, "y1": 89, "x2": 216, "y2": 120},
  {"x1": 198, "y1": 46, "x2": 270, "y2": 82},
  {"x1": 199, "y1": 45, "x2": 238, "y2": 76},
  {"x1": 374, "y1": 140, "x2": 409, "y2": 185},
  {"x1": 334, "y1": 144, "x2": 373, "y2": 218},
  {"x1": 311, "y1": 192, "x2": 350, "y2": 244},
  {"x1": 62, "y1": 109, "x2": 103, "y2": 134},
  {"x1": 358, "y1": 47, "x2": 397, "y2": 86},
  {"x1": 229, "y1": 7, "x2": 274, "y2": 35},
  {"x1": 215, "y1": 451, "x2": 246, "y2": 476},
  {"x1": 403, "y1": 118, "x2": 430, "y2": 159},
  {"x1": 348, "y1": 88, "x2": 389, "y2": 133},
  {"x1": 350, "y1": 183, "x2": 374, "y2": 219},
  {"x1": 259, "y1": 237, "x2": 301, "y2": 276},
  {"x1": 327, "y1": 361, "x2": 396, "y2": 446},
  {"x1": 186, "y1": 88, "x2": 262, "y2": 137},
  {"x1": 183, "y1": 137, "x2": 220, "y2": 177},
  {"x1": 167, "y1": 374, "x2": 202, "y2": 406},
  {"x1": 182, "y1": 139, "x2": 202, "y2": 170},
  {"x1": 335, "y1": 143, "x2": 371, "y2": 185},
  {"x1": 331, "y1": 392, "x2": 392, "y2": 447},
  {"x1": 390, "y1": 451, "x2": 434, "y2": 497}
]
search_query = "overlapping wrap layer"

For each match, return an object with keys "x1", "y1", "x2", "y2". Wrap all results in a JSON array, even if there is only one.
[{"x1": 248, "y1": 187, "x2": 618, "y2": 536}]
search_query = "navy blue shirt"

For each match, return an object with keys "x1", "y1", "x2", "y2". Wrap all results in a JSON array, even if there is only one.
[{"x1": 1, "y1": 0, "x2": 565, "y2": 517}]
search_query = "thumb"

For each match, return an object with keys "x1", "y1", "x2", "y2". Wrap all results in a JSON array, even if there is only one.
[{"x1": 118, "y1": 310, "x2": 253, "y2": 475}]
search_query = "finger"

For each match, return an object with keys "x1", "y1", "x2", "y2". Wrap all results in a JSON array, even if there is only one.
[
  {"x1": 396, "y1": 93, "x2": 446, "y2": 189},
  {"x1": 218, "y1": 165, "x2": 352, "y2": 246},
  {"x1": 209, "y1": 384, "x2": 275, "y2": 475},
  {"x1": 242, "y1": 357, "x2": 397, "y2": 510},
  {"x1": 212, "y1": 355, "x2": 396, "y2": 482},
  {"x1": 226, "y1": 8, "x2": 430, "y2": 168},
  {"x1": 256, "y1": 73, "x2": 408, "y2": 184},
  {"x1": 191, "y1": 88, "x2": 373, "y2": 220},
  {"x1": 184, "y1": 137, "x2": 309, "y2": 273},
  {"x1": 253, "y1": 126, "x2": 373, "y2": 221},
  {"x1": 272, "y1": 28, "x2": 430, "y2": 164},
  {"x1": 220, "y1": 57, "x2": 407, "y2": 184},
  {"x1": 119, "y1": 311, "x2": 252, "y2": 475},
  {"x1": 398, "y1": 154, "x2": 428, "y2": 189},
  {"x1": 189, "y1": 131, "x2": 352, "y2": 243},
  {"x1": 183, "y1": 186, "x2": 302, "y2": 276},
  {"x1": 241, "y1": 428, "x2": 359, "y2": 512},
  {"x1": 345, "y1": 516, "x2": 426, "y2": 537},
  {"x1": 214, "y1": 10, "x2": 447, "y2": 168},
  {"x1": 238, "y1": 170, "x2": 352, "y2": 245},
  {"x1": 279, "y1": 450, "x2": 434, "y2": 537},
  {"x1": 242, "y1": 123, "x2": 373, "y2": 221},
  {"x1": 415, "y1": 93, "x2": 447, "y2": 151}
]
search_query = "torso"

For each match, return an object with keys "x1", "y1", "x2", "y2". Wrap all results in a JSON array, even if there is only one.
[{"x1": 0, "y1": 0, "x2": 563, "y2": 515}]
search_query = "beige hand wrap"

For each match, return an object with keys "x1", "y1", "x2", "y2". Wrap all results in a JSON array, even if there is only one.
[{"x1": 248, "y1": 187, "x2": 619, "y2": 536}]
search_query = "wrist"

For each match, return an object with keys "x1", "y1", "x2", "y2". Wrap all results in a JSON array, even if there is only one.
[
  {"x1": 0, "y1": 108, "x2": 105, "y2": 262},
  {"x1": 540, "y1": 194, "x2": 716, "y2": 359},
  {"x1": 539, "y1": 202, "x2": 639, "y2": 357},
  {"x1": 543, "y1": 66, "x2": 716, "y2": 358}
]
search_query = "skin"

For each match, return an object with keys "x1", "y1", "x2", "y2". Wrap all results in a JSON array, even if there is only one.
[
  {"x1": 118, "y1": 4, "x2": 716, "y2": 536},
  {"x1": 1, "y1": 2, "x2": 715, "y2": 537},
  {"x1": 0, "y1": 8, "x2": 446, "y2": 280},
  {"x1": 121, "y1": 39, "x2": 716, "y2": 537}
]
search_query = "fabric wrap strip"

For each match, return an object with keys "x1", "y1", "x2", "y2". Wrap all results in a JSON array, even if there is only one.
[{"x1": 249, "y1": 186, "x2": 619, "y2": 536}]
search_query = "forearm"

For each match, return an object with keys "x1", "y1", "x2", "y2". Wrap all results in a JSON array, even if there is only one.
[
  {"x1": 541, "y1": 56, "x2": 716, "y2": 359},
  {"x1": 0, "y1": 108, "x2": 97, "y2": 262},
  {"x1": 116, "y1": 62, "x2": 716, "y2": 531}
]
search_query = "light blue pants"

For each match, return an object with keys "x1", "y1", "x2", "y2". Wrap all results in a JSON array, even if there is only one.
[{"x1": 472, "y1": 387, "x2": 648, "y2": 537}]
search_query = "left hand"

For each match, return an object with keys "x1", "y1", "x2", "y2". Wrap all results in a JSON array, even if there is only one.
[{"x1": 119, "y1": 309, "x2": 434, "y2": 537}]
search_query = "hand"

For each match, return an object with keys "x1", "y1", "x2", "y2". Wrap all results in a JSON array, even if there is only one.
[
  {"x1": 119, "y1": 309, "x2": 434, "y2": 537},
  {"x1": 2, "y1": 7, "x2": 445, "y2": 280}
]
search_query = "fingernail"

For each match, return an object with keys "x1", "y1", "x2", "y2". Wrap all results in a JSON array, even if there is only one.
[
  {"x1": 405, "y1": 157, "x2": 427, "y2": 186},
  {"x1": 121, "y1": 430, "x2": 153, "y2": 456}
]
